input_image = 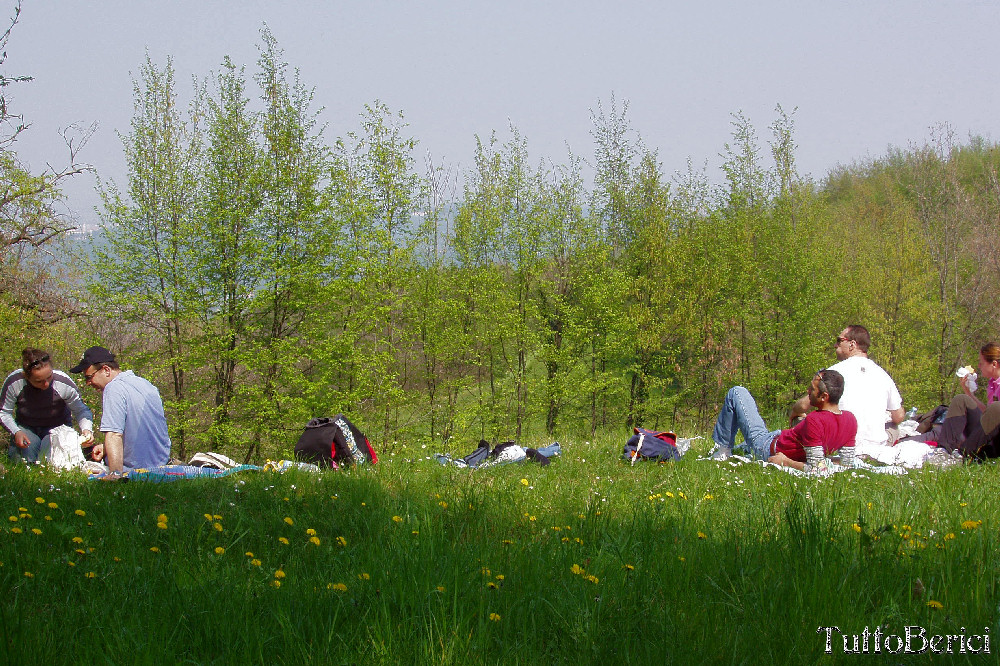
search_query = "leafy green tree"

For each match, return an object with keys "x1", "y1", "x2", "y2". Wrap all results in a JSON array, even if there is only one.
[{"x1": 95, "y1": 55, "x2": 204, "y2": 457}]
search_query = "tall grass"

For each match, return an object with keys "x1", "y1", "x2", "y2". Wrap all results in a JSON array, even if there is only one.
[{"x1": 1, "y1": 434, "x2": 996, "y2": 664}]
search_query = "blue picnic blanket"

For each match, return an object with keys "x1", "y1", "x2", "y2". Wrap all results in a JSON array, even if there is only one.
[{"x1": 91, "y1": 464, "x2": 262, "y2": 482}]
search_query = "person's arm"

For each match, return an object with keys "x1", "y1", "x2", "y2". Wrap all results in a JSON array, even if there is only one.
[
  {"x1": 789, "y1": 394, "x2": 811, "y2": 427},
  {"x1": 768, "y1": 451, "x2": 806, "y2": 470},
  {"x1": 104, "y1": 432, "x2": 124, "y2": 472},
  {"x1": 888, "y1": 407, "x2": 905, "y2": 425}
]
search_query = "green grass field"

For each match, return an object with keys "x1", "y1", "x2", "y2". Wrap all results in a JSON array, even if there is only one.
[{"x1": 1, "y1": 435, "x2": 996, "y2": 665}]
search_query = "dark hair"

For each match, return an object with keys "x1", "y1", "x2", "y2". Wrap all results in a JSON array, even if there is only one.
[
  {"x1": 816, "y1": 369, "x2": 846, "y2": 404},
  {"x1": 981, "y1": 342, "x2": 1000, "y2": 364},
  {"x1": 21, "y1": 348, "x2": 51, "y2": 375},
  {"x1": 844, "y1": 325, "x2": 871, "y2": 353}
]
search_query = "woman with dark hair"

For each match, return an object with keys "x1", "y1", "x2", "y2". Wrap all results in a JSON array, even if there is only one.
[
  {"x1": 909, "y1": 343, "x2": 1000, "y2": 459},
  {"x1": 1, "y1": 348, "x2": 94, "y2": 464}
]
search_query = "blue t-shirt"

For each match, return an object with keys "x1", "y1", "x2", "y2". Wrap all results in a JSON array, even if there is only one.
[{"x1": 99, "y1": 371, "x2": 171, "y2": 469}]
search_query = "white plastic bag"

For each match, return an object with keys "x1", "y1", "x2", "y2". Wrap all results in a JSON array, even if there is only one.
[{"x1": 46, "y1": 425, "x2": 86, "y2": 470}]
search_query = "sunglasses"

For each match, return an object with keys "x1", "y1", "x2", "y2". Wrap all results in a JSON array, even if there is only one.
[
  {"x1": 835, "y1": 336, "x2": 850, "y2": 345},
  {"x1": 84, "y1": 366, "x2": 105, "y2": 382},
  {"x1": 26, "y1": 355, "x2": 50, "y2": 370}
]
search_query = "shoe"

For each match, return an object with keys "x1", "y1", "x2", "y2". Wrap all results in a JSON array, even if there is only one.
[{"x1": 710, "y1": 445, "x2": 732, "y2": 461}]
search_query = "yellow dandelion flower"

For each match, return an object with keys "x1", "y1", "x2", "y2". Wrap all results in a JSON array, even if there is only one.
[
  {"x1": 274, "y1": 569, "x2": 286, "y2": 579},
  {"x1": 703, "y1": 494, "x2": 714, "y2": 500},
  {"x1": 34, "y1": 497, "x2": 44, "y2": 504},
  {"x1": 623, "y1": 564, "x2": 635, "y2": 571},
  {"x1": 47, "y1": 502, "x2": 57, "y2": 509},
  {"x1": 204, "y1": 513, "x2": 213, "y2": 521},
  {"x1": 697, "y1": 531, "x2": 707, "y2": 539},
  {"x1": 44, "y1": 516, "x2": 52, "y2": 521},
  {"x1": 283, "y1": 516, "x2": 294, "y2": 526},
  {"x1": 585, "y1": 575, "x2": 599, "y2": 584},
  {"x1": 335, "y1": 536, "x2": 347, "y2": 547},
  {"x1": 359, "y1": 572, "x2": 370, "y2": 580},
  {"x1": 486, "y1": 582, "x2": 498, "y2": 590},
  {"x1": 574, "y1": 537, "x2": 583, "y2": 544},
  {"x1": 561, "y1": 536, "x2": 570, "y2": 543},
  {"x1": 852, "y1": 523, "x2": 862, "y2": 533},
  {"x1": 926, "y1": 600, "x2": 943, "y2": 609},
  {"x1": 412, "y1": 530, "x2": 419, "y2": 536},
  {"x1": 481, "y1": 567, "x2": 491, "y2": 576},
  {"x1": 306, "y1": 528, "x2": 317, "y2": 536},
  {"x1": 271, "y1": 580, "x2": 281, "y2": 588},
  {"x1": 552, "y1": 526, "x2": 562, "y2": 531},
  {"x1": 150, "y1": 547, "x2": 160, "y2": 553},
  {"x1": 213, "y1": 514, "x2": 222, "y2": 520},
  {"x1": 278, "y1": 537, "x2": 289, "y2": 545},
  {"x1": 331, "y1": 583, "x2": 347, "y2": 592},
  {"x1": 245, "y1": 551, "x2": 254, "y2": 557},
  {"x1": 392, "y1": 515, "x2": 403, "y2": 523},
  {"x1": 10, "y1": 527, "x2": 22, "y2": 534},
  {"x1": 31, "y1": 528, "x2": 42, "y2": 535},
  {"x1": 251, "y1": 559, "x2": 262, "y2": 567},
  {"x1": 436, "y1": 585, "x2": 446, "y2": 592},
  {"x1": 944, "y1": 533, "x2": 956, "y2": 541},
  {"x1": 520, "y1": 478, "x2": 529, "y2": 486},
  {"x1": 157, "y1": 514, "x2": 168, "y2": 523},
  {"x1": 19, "y1": 513, "x2": 30, "y2": 519},
  {"x1": 85, "y1": 572, "x2": 96, "y2": 579},
  {"x1": 73, "y1": 508, "x2": 85, "y2": 516},
  {"x1": 7, "y1": 516, "x2": 15, "y2": 522},
  {"x1": 961, "y1": 520, "x2": 980, "y2": 530},
  {"x1": 489, "y1": 613, "x2": 501, "y2": 622},
  {"x1": 75, "y1": 549, "x2": 85, "y2": 555},
  {"x1": 528, "y1": 516, "x2": 536, "y2": 522},
  {"x1": 157, "y1": 522, "x2": 168, "y2": 530},
  {"x1": 213, "y1": 522, "x2": 223, "y2": 532},
  {"x1": 309, "y1": 536, "x2": 321, "y2": 546},
  {"x1": 495, "y1": 574, "x2": 505, "y2": 581},
  {"x1": 214, "y1": 547, "x2": 225, "y2": 555},
  {"x1": 959, "y1": 502, "x2": 968, "y2": 507},
  {"x1": 24, "y1": 571, "x2": 33, "y2": 578},
  {"x1": 67, "y1": 561, "x2": 76, "y2": 567},
  {"x1": 501, "y1": 539, "x2": 513, "y2": 545},
  {"x1": 113, "y1": 557, "x2": 121, "y2": 562},
  {"x1": 18, "y1": 507, "x2": 26, "y2": 512},
  {"x1": 678, "y1": 556, "x2": 686, "y2": 562},
  {"x1": 570, "y1": 564, "x2": 584, "y2": 575},
  {"x1": 439, "y1": 501, "x2": 448, "y2": 509},
  {"x1": 678, "y1": 492, "x2": 687, "y2": 500},
  {"x1": 665, "y1": 492, "x2": 674, "y2": 498}
]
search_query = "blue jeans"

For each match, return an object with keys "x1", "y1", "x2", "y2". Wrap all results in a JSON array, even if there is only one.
[
  {"x1": 712, "y1": 387, "x2": 781, "y2": 461},
  {"x1": 8, "y1": 425, "x2": 53, "y2": 464}
]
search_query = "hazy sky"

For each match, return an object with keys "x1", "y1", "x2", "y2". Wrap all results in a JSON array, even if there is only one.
[{"x1": 7, "y1": 0, "x2": 1000, "y2": 226}]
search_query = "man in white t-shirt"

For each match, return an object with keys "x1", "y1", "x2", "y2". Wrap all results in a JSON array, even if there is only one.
[{"x1": 792, "y1": 325, "x2": 905, "y2": 450}]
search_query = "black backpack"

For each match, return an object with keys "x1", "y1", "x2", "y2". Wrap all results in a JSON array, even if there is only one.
[{"x1": 294, "y1": 415, "x2": 378, "y2": 468}]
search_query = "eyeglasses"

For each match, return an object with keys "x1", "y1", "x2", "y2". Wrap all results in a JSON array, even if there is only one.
[
  {"x1": 84, "y1": 366, "x2": 104, "y2": 383},
  {"x1": 26, "y1": 355, "x2": 50, "y2": 370},
  {"x1": 835, "y1": 336, "x2": 850, "y2": 345}
]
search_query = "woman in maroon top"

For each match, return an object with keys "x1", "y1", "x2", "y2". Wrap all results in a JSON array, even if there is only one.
[{"x1": 711, "y1": 369, "x2": 857, "y2": 472}]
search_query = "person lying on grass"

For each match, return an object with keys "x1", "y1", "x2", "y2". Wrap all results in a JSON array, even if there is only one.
[{"x1": 711, "y1": 369, "x2": 857, "y2": 472}]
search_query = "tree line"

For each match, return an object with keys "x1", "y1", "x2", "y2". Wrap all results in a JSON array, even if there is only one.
[{"x1": 5, "y1": 29, "x2": 1000, "y2": 462}]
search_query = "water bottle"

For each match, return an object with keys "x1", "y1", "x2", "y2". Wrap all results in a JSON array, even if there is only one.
[{"x1": 906, "y1": 407, "x2": 918, "y2": 420}]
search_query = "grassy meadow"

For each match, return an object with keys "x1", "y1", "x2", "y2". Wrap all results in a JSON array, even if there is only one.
[{"x1": 1, "y1": 434, "x2": 997, "y2": 665}]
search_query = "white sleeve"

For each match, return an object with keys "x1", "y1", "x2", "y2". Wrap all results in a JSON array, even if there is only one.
[
  {"x1": 53, "y1": 372, "x2": 94, "y2": 432},
  {"x1": 0, "y1": 374, "x2": 23, "y2": 435}
]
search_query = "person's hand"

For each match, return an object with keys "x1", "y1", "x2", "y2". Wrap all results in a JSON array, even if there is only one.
[
  {"x1": 768, "y1": 452, "x2": 795, "y2": 467},
  {"x1": 91, "y1": 443, "x2": 104, "y2": 462},
  {"x1": 13, "y1": 430, "x2": 30, "y2": 449},
  {"x1": 80, "y1": 430, "x2": 94, "y2": 446}
]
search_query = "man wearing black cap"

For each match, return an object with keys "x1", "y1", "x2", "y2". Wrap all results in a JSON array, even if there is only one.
[{"x1": 71, "y1": 346, "x2": 171, "y2": 474}]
